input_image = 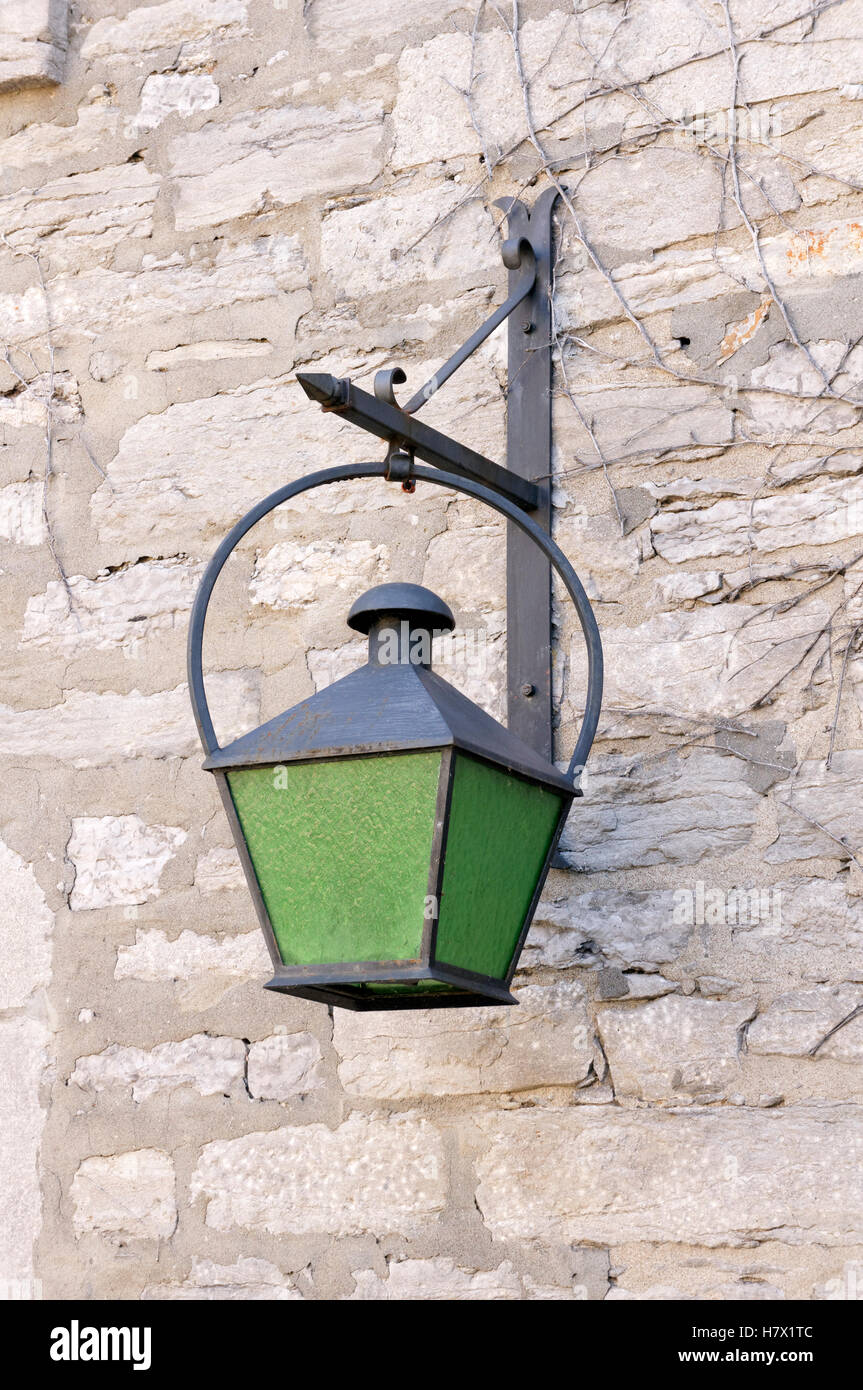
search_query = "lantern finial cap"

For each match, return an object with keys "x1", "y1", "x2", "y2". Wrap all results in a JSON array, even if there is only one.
[{"x1": 347, "y1": 583, "x2": 455, "y2": 635}]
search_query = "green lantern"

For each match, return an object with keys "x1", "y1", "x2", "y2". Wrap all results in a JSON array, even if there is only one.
[
  {"x1": 202, "y1": 582, "x2": 573, "y2": 1009},
  {"x1": 187, "y1": 461, "x2": 602, "y2": 1011}
]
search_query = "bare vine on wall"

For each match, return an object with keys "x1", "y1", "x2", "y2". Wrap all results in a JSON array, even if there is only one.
[
  {"x1": 437, "y1": 0, "x2": 863, "y2": 863},
  {"x1": 0, "y1": 234, "x2": 109, "y2": 619}
]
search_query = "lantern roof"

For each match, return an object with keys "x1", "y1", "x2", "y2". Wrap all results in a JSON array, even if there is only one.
[{"x1": 203, "y1": 654, "x2": 573, "y2": 793}]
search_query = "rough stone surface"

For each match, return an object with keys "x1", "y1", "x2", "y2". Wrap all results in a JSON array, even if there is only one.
[
  {"x1": 766, "y1": 752, "x2": 863, "y2": 863},
  {"x1": 0, "y1": 235, "x2": 308, "y2": 348},
  {"x1": 4, "y1": 0, "x2": 863, "y2": 1304},
  {"x1": 652, "y1": 477, "x2": 863, "y2": 563},
  {"x1": 0, "y1": 1, "x2": 67, "y2": 92},
  {"x1": 251, "y1": 539, "x2": 389, "y2": 611},
  {"x1": 81, "y1": 1, "x2": 248, "y2": 62},
  {"x1": 191, "y1": 1114, "x2": 447, "y2": 1236},
  {"x1": 0, "y1": 1019, "x2": 49, "y2": 1282},
  {"x1": 559, "y1": 751, "x2": 760, "y2": 871},
  {"x1": 0, "y1": 481, "x2": 45, "y2": 546},
  {"x1": 0, "y1": 838, "x2": 53, "y2": 1011},
  {"x1": 193, "y1": 847, "x2": 244, "y2": 894},
  {"x1": 0, "y1": 164, "x2": 161, "y2": 270},
  {"x1": 319, "y1": 186, "x2": 499, "y2": 297},
  {"x1": 597, "y1": 996, "x2": 757, "y2": 1101},
  {"x1": 169, "y1": 103, "x2": 385, "y2": 231},
  {"x1": 115, "y1": 928, "x2": 269, "y2": 986},
  {"x1": 306, "y1": 0, "x2": 472, "y2": 50},
  {"x1": 246, "y1": 1034, "x2": 325, "y2": 1101},
  {"x1": 21, "y1": 560, "x2": 203, "y2": 653},
  {"x1": 143, "y1": 1257, "x2": 303, "y2": 1301},
  {"x1": 747, "y1": 988, "x2": 863, "y2": 1061},
  {"x1": 347, "y1": 1258, "x2": 573, "y2": 1300},
  {"x1": 133, "y1": 74, "x2": 220, "y2": 133},
  {"x1": 334, "y1": 982, "x2": 593, "y2": 1098},
  {"x1": 68, "y1": 816, "x2": 187, "y2": 910},
  {"x1": 523, "y1": 889, "x2": 690, "y2": 974},
  {"x1": 0, "y1": 674, "x2": 258, "y2": 764},
  {"x1": 71, "y1": 1036, "x2": 247, "y2": 1102},
  {"x1": 72, "y1": 1150, "x2": 177, "y2": 1242},
  {"x1": 593, "y1": 604, "x2": 831, "y2": 722},
  {"x1": 475, "y1": 1106, "x2": 863, "y2": 1247}
]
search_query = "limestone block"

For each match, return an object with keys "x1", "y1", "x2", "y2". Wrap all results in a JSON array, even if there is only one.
[
  {"x1": 746, "y1": 342, "x2": 863, "y2": 436},
  {"x1": 348, "y1": 1259, "x2": 523, "y2": 1300},
  {"x1": 21, "y1": 560, "x2": 203, "y2": 654},
  {"x1": 250, "y1": 539, "x2": 389, "y2": 612},
  {"x1": 194, "y1": 847, "x2": 244, "y2": 894},
  {"x1": 523, "y1": 888, "x2": 691, "y2": 973},
  {"x1": 348, "y1": 1257, "x2": 586, "y2": 1300},
  {"x1": 766, "y1": 752, "x2": 863, "y2": 863},
  {"x1": 0, "y1": 235, "x2": 308, "y2": 348},
  {"x1": 559, "y1": 751, "x2": 760, "y2": 871},
  {"x1": 392, "y1": 16, "x2": 591, "y2": 170},
  {"x1": 0, "y1": 838, "x2": 53, "y2": 1010},
  {"x1": 587, "y1": 602, "x2": 830, "y2": 722},
  {"x1": 0, "y1": 0, "x2": 67, "y2": 92},
  {"x1": 115, "y1": 928, "x2": 269, "y2": 985},
  {"x1": 0, "y1": 89, "x2": 119, "y2": 171},
  {"x1": 597, "y1": 996, "x2": 757, "y2": 1101},
  {"x1": 133, "y1": 73, "x2": 220, "y2": 133},
  {"x1": 0, "y1": 371, "x2": 79, "y2": 430},
  {"x1": 191, "y1": 1113, "x2": 446, "y2": 1236},
  {"x1": 91, "y1": 355, "x2": 501, "y2": 556},
  {"x1": 143, "y1": 1257, "x2": 303, "y2": 1300},
  {"x1": 0, "y1": 673, "x2": 258, "y2": 764},
  {"x1": 0, "y1": 481, "x2": 44, "y2": 546},
  {"x1": 71, "y1": 1035, "x2": 246, "y2": 1101},
  {"x1": 169, "y1": 102, "x2": 385, "y2": 230},
  {"x1": 555, "y1": 381, "x2": 733, "y2": 467},
  {"x1": 422, "y1": 523, "x2": 506, "y2": 627},
  {"x1": 0, "y1": 1019, "x2": 49, "y2": 1282},
  {"x1": 71, "y1": 1150, "x2": 177, "y2": 1241},
  {"x1": 81, "y1": 0, "x2": 247, "y2": 61},
  {"x1": 721, "y1": 878, "x2": 863, "y2": 986},
  {"x1": 475, "y1": 1105, "x2": 863, "y2": 1246},
  {"x1": 306, "y1": 0, "x2": 472, "y2": 49},
  {"x1": 334, "y1": 982, "x2": 593, "y2": 1099},
  {"x1": 319, "y1": 185, "x2": 499, "y2": 298},
  {"x1": 246, "y1": 1034, "x2": 324, "y2": 1101},
  {"x1": 146, "y1": 340, "x2": 273, "y2": 369},
  {"x1": 570, "y1": 148, "x2": 798, "y2": 256},
  {"x1": 747, "y1": 987, "x2": 863, "y2": 1061},
  {"x1": 0, "y1": 165, "x2": 161, "y2": 271},
  {"x1": 652, "y1": 476, "x2": 863, "y2": 565},
  {"x1": 68, "y1": 815, "x2": 186, "y2": 910},
  {"x1": 652, "y1": 572, "x2": 723, "y2": 607}
]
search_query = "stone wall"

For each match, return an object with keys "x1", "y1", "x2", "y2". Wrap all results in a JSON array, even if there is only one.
[{"x1": 2, "y1": 0, "x2": 863, "y2": 1301}]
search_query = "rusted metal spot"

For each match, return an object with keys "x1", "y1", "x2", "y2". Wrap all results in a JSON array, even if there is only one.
[{"x1": 718, "y1": 293, "x2": 772, "y2": 364}]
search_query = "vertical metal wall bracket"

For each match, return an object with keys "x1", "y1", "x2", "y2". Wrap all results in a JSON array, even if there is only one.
[
  {"x1": 298, "y1": 188, "x2": 578, "y2": 770},
  {"x1": 498, "y1": 188, "x2": 558, "y2": 760}
]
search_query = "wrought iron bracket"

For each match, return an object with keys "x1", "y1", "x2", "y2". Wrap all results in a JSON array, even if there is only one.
[
  {"x1": 297, "y1": 188, "x2": 571, "y2": 763},
  {"x1": 498, "y1": 188, "x2": 558, "y2": 759},
  {"x1": 187, "y1": 461, "x2": 603, "y2": 788}
]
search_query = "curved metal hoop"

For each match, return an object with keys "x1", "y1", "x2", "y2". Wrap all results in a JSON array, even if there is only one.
[{"x1": 187, "y1": 462, "x2": 603, "y2": 785}]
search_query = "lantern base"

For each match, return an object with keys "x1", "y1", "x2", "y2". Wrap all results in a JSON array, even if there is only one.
[{"x1": 264, "y1": 964, "x2": 517, "y2": 1011}]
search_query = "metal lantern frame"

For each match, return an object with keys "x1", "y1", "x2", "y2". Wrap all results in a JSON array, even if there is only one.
[
  {"x1": 188, "y1": 460, "x2": 602, "y2": 1009},
  {"x1": 187, "y1": 191, "x2": 605, "y2": 1010}
]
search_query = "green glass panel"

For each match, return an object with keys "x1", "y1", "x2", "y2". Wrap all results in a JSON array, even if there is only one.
[
  {"x1": 435, "y1": 753, "x2": 564, "y2": 980},
  {"x1": 227, "y1": 751, "x2": 442, "y2": 966}
]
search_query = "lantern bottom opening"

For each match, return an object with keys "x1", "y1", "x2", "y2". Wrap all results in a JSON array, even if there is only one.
[{"x1": 264, "y1": 966, "x2": 517, "y2": 1011}]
